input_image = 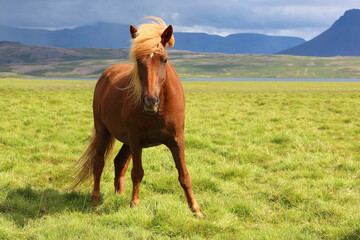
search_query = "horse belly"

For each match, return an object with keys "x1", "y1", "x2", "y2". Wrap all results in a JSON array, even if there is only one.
[{"x1": 100, "y1": 99, "x2": 130, "y2": 145}]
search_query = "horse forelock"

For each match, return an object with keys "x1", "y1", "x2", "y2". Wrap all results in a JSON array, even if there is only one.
[
  {"x1": 129, "y1": 17, "x2": 174, "y2": 61},
  {"x1": 126, "y1": 17, "x2": 175, "y2": 108}
]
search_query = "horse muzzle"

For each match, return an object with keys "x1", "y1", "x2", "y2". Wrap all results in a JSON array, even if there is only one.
[{"x1": 142, "y1": 95, "x2": 160, "y2": 114}]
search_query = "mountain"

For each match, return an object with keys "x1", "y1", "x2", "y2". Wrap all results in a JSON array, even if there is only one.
[
  {"x1": 173, "y1": 33, "x2": 305, "y2": 54},
  {"x1": 0, "y1": 23, "x2": 305, "y2": 54},
  {"x1": 0, "y1": 23, "x2": 131, "y2": 48},
  {"x1": 278, "y1": 9, "x2": 360, "y2": 57}
]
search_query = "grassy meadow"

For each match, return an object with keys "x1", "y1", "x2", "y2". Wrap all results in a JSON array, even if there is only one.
[{"x1": 1, "y1": 78, "x2": 360, "y2": 239}]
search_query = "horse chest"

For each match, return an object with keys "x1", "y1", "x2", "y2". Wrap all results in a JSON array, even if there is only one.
[
  {"x1": 130, "y1": 112, "x2": 180, "y2": 146},
  {"x1": 143, "y1": 114, "x2": 174, "y2": 133}
]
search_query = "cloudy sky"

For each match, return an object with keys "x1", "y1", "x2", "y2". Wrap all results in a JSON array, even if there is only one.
[{"x1": 0, "y1": 0, "x2": 358, "y2": 40}]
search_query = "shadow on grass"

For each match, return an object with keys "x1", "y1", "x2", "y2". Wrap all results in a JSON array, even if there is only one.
[
  {"x1": 342, "y1": 230, "x2": 360, "y2": 240},
  {"x1": 0, "y1": 186, "x2": 92, "y2": 226}
]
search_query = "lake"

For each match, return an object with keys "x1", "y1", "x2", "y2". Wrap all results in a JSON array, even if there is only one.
[
  {"x1": 182, "y1": 78, "x2": 360, "y2": 82},
  {"x1": 21, "y1": 77, "x2": 360, "y2": 82}
]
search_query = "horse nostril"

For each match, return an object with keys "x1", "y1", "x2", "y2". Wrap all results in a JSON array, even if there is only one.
[
  {"x1": 143, "y1": 96, "x2": 160, "y2": 107},
  {"x1": 155, "y1": 96, "x2": 160, "y2": 106}
]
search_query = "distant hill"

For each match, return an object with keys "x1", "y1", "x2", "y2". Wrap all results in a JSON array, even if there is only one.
[
  {"x1": 0, "y1": 22, "x2": 305, "y2": 54},
  {"x1": 0, "y1": 41, "x2": 129, "y2": 64},
  {"x1": 1, "y1": 41, "x2": 360, "y2": 79},
  {"x1": 278, "y1": 9, "x2": 360, "y2": 56}
]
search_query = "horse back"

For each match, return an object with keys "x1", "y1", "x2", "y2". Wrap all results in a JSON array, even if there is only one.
[{"x1": 93, "y1": 63, "x2": 133, "y2": 110}]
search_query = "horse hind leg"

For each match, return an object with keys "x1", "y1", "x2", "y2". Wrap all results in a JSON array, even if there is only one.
[
  {"x1": 91, "y1": 127, "x2": 114, "y2": 206},
  {"x1": 114, "y1": 144, "x2": 132, "y2": 195},
  {"x1": 128, "y1": 141, "x2": 144, "y2": 208}
]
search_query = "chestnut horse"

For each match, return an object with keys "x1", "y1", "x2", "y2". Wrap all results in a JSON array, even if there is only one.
[{"x1": 74, "y1": 17, "x2": 202, "y2": 217}]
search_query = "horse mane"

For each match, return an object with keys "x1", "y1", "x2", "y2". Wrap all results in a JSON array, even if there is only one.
[{"x1": 127, "y1": 17, "x2": 175, "y2": 106}]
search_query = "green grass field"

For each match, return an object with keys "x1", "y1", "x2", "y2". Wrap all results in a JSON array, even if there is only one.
[{"x1": 1, "y1": 78, "x2": 360, "y2": 239}]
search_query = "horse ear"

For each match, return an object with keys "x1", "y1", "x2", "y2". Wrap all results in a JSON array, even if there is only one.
[
  {"x1": 130, "y1": 25, "x2": 137, "y2": 39},
  {"x1": 161, "y1": 25, "x2": 173, "y2": 47}
]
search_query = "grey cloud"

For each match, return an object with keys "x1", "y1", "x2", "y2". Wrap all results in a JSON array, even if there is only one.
[{"x1": 0, "y1": 0, "x2": 358, "y2": 39}]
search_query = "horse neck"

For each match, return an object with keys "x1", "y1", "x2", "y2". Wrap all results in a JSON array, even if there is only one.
[
  {"x1": 165, "y1": 61, "x2": 180, "y2": 85},
  {"x1": 162, "y1": 61, "x2": 184, "y2": 101}
]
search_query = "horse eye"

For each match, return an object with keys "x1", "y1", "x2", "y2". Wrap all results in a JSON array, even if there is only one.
[
  {"x1": 162, "y1": 58, "x2": 168, "y2": 64},
  {"x1": 136, "y1": 59, "x2": 142, "y2": 65}
]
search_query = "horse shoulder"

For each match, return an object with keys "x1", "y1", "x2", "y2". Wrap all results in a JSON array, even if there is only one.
[{"x1": 161, "y1": 62, "x2": 185, "y2": 137}]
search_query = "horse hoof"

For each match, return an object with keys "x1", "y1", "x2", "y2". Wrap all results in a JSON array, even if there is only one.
[
  {"x1": 195, "y1": 212, "x2": 204, "y2": 218},
  {"x1": 114, "y1": 182, "x2": 120, "y2": 194},
  {"x1": 91, "y1": 195, "x2": 100, "y2": 206},
  {"x1": 115, "y1": 187, "x2": 125, "y2": 195},
  {"x1": 130, "y1": 200, "x2": 139, "y2": 208}
]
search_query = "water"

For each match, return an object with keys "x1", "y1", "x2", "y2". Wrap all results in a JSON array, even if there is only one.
[
  {"x1": 21, "y1": 77, "x2": 360, "y2": 82},
  {"x1": 181, "y1": 78, "x2": 360, "y2": 82}
]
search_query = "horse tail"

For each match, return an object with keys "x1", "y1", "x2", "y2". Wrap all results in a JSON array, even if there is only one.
[{"x1": 73, "y1": 129, "x2": 115, "y2": 188}]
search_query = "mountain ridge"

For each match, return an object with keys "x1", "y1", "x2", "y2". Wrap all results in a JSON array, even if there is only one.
[
  {"x1": 0, "y1": 22, "x2": 305, "y2": 54},
  {"x1": 278, "y1": 9, "x2": 360, "y2": 56},
  {"x1": 173, "y1": 32, "x2": 305, "y2": 54}
]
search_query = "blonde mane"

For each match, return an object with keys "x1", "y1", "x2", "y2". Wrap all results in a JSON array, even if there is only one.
[{"x1": 127, "y1": 17, "x2": 175, "y2": 106}]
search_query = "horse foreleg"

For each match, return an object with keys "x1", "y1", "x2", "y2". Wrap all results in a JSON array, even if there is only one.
[
  {"x1": 129, "y1": 143, "x2": 143, "y2": 208},
  {"x1": 168, "y1": 135, "x2": 203, "y2": 218},
  {"x1": 114, "y1": 144, "x2": 132, "y2": 195}
]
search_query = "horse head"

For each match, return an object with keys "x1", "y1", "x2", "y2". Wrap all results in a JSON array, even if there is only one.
[{"x1": 129, "y1": 19, "x2": 174, "y2": 114}]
